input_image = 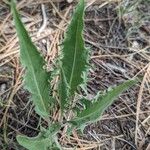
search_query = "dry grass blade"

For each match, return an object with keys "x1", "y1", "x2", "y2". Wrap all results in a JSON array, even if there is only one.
[
  {"x1": 135, "y1": 64, "x2": 150, "y2": 146},
  {"x1": 0, "y1": 0, "x2": 149, "y2": 149}
]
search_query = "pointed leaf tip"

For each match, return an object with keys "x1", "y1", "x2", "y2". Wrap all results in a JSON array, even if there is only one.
[
  {"x1": 61, "y1": 0, "x2": 87, "y2": 95},
  {"x1": 59, "y1": 0, "x2": 88, "y2": 112},
  {"x1": 70, "y1": 79, "x2": 137, "y2": 128},
  {"x1": 11, "y1": 0, "x2": 51, "y2": 118}
]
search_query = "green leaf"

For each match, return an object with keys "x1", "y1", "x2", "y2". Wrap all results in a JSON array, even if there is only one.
[
  {"x1": 61, "y1": 0, "x2": 88, "y2": 96},
  {"x1": 70, "y1": 79, "x2": 137, "y2": 128},
  {"x1": 11, "y1": 0, "x2": 51, "y2": 118},
  {"x1": 17, "y1": 134, "x2": 51, "y2": 150},
  {"x1": 17, "y1": 124, "x2": 61, "y2": 150},
  {"x1": 59, "y1": 67, "x2": 69, "y2": 113}
]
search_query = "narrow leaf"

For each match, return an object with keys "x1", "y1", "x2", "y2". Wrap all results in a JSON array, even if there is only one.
[
  {"x1": 11, "y1": 0, "x2": 51, "y2": 118},
  {"x1": 61, "y1": 0, "x2": 88, "y2": 95},
  {"x1": 70, "y1": 79, "x2": 137, "y2": 128}
]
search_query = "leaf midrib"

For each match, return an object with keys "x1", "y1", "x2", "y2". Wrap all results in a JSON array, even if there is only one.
[
  {"x1": 76, "y1": 100, "x2": 106, "y2": 122},
  {"x1": 24, "y1": 44, "x2": 47, "y2": 113},
  {"x1": 74, "y1": 80, "x2": 136, "y2": 123},
  {"x1": 12, "y1": 3, "x2": 49, "y2": 116},
  {"x1": 69, "y1": 19, "x2": 80, "y2": 88}
]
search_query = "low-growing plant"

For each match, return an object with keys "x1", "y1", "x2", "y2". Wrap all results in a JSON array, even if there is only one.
[{"x1": 11, "y1": 0, "x2": 137, "y2": 149}]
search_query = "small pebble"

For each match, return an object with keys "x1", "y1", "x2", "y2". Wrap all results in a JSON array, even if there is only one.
[
  {"x1": 67, "y1": 0, "x2": 74, "y2": 3},
  {"x1": 0, "y1": 83, "x2": 6, "y2": 93}
]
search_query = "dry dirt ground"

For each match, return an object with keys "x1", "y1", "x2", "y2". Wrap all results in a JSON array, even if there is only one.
[{"x1": 0, "y1": 0, "x2": 150, "y2": 149}]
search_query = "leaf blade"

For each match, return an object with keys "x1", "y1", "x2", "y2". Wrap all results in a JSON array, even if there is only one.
[
  {"x1": 70, "y1": 79, "x2": 137, "y2": 128},
  {"x1": 17, "y1": 134, "x2": 50, "y2": 150},
  {"x1": 11, "y1": 0, "x2": 51, "y2": 118},
  {"x1": 17, "y1": 123, "x2": 61, "y2": 150},
  {"x1": 59, "y1": 67, "x2": 69, "y2": 113},
  {"x1": 17, "y1": 135, "x2": 61, "y2": 150},
  {"x1": 61, "y1": 0, "x2": 88, "y2": 95}
]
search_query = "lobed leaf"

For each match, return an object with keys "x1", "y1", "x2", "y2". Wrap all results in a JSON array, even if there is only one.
[
  {"x1": 61, "y1": 0, "x2": 88, "y2": 96},
  {"x1": 11, "y1": 0, "x2": 51, "y2": 118},
  {"x1": 70, "y1": 79, "x2": 137, "y2": 128}
]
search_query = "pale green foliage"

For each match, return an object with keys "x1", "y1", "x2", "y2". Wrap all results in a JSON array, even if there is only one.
[
  {"x1": 61, "y1": 0, "x2": 88, "y2": 96},
  {"x1": 11, "y1": 0, "x2": 51, "y2": 118},
  {"x1": 59, "y1": 67, "x2": 69, "y2": 113},
  {"x1": 17, "y1": 123, "x2": 61, "y2": 150},
  {"x1": 11, "y1": 0, "x2": 137, "y2": 149},
  {"x1": 70, "y1": 79, "x2": 137, "y2": 128},
  {"x1": 59, "y1": 0, "x2": 87, "y2": 112},
  {"x1": 17, "y1": 134, "x2": 50, "y2": 150}
]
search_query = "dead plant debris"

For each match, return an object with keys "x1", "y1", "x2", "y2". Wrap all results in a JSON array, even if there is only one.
[{"x1": 0, "y1": 0, "x2": 149, "y2": 149}]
